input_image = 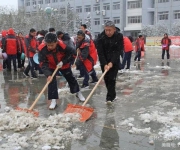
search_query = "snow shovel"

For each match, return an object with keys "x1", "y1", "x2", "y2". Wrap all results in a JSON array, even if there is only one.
[
  {"x1": 64, "y1": 69, "x2": 108, "y2": 122},
  {"x1": 16, "y1": 66, "x2": 60, "y2": 117}
]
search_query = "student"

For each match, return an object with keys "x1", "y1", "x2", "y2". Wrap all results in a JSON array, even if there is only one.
[
  {"x1": 75, "y1": 30, "x2": 98, "y2": 88},
  {"x1": 38, "y1": 33, "x2": 85, "y2": 109},
  {"x1": 134, "y1": 35, "x2": 144, "y2": 62},
  {"x1": 96, "y1": 21, "x2": 124, "y2": 103},
  {"x1": 23, "y1": 28, "x2": 38, "y2": 79},
  {"x1": 161, "y1": 33, "x2": 171, "y2": 62},
  {"x1": 120, "y1": 36, "x2": 133, "y2": 73}
]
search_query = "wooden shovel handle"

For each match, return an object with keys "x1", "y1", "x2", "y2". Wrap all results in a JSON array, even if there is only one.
[
  {"x1": 29, "y1": 66, "x2": 60, "y2": 111},
  {"x1": 82, "y1": 69, "x2": 108, "y2": 106}
]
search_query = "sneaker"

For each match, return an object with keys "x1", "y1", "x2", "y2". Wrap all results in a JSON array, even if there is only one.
[
  {"x1": 76, "y1": 91, "x2": 85, "y2": 101},
  {"x1": 90, "y1": 80, "x2": 98, "y2": 84},
  {"x1": 49, "y1": 99, "x2": 57, "y2": 110},
  {"x1": 105, "y1": 100, "x2": 112, "y2": 105},
  {"x1": 105, "y1": 97, "x2": 117, "y2": 104},
  {"x1": 81, "y1": 84, "x2": 89, "y2": 89},
  {"x1": 77, "y1": 75, "x2": 84, "y2": 80},
  {"x1": 23, "y1": 72, "x2": 30, "y2": 78},
  {"x1": 38, "y1": 73, "x2": 44, "y2": 77},
  {"x1": 31, "y1": 76, "x2": 38, "y2": 79},
  {"x1": 118, "y1": 70, "x2": 124, "y2": 74}
]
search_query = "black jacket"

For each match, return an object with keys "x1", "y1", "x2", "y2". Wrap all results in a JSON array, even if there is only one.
[{"x1": 96, "y1": 31, "x2": 124, "y2": 66}]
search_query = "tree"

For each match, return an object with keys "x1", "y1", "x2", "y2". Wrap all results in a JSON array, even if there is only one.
[{"x1": 0, "y1": 6, "x2": 79, "y2": 36}]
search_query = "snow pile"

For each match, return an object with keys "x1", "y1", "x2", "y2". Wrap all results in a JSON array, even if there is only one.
[
  {"x1": 0, "y1": 110, "x2": 82, "y2": 149},
  {"x1": 119, "y1": 117, "x2": 134, "y2": 126},
  {"x1": 139, "y1": 111, "x2": 174, "y2": 125},
  {"x1": 129, "y1": 127, "x2": 151, "y2": 135},
  {"x1": 158, "y1": 127, "x2": 180, "y2": 141}
]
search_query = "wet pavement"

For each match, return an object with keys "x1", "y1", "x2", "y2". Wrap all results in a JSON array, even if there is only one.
[{"x1": 1, "y1": 46, "x2": 180, "y2": 150}]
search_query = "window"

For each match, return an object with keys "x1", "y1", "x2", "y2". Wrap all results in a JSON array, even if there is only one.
[
  {"x1": 113, "y1": 17, "x2": 120, "y2": 24},
  {"x1": 158, "y1": 0, "x2": 169, "y2": 3},
  {"x1": 76, "y1": 6, "x2": 82, "y2": 13},
  {"x1": 128, "y1": 16, "x2": 142, "y2": 23},
  {"x1": 26, "y1": 0, "x2": 30, "y2": 6},
  {"x1": 93, "y1": 4, "x2": 100, "y2": 11},
  {"x1": 32, "y1": 11, "x2": 37, "y2": 15},
  {"x1": 52, "y1": 0, "x2": 58, "y2": 3},
  {"x1": 113, "y1": 2, "x2": 120, "y2": 10},
  {"x1": 45, "y1": 0, "x2": 50, "y2": 4},
  {"x1": 94, "y1": 32, "x2": 100, "y2": 39},
  {"x1": 174, "y1": 10, "x2": 180, "y2": 19},
  {"x1": 38, "y1": 0, "x2": 43, "y2": 4},
  {"x1": 26, "y1": 12, "x2": 31, "y2": 17},
  {"x1": 32, "y1": 1, "x2": 36, "y2": 5},
  {"x1": 103, "y1": 18, "x2": 110, "y2": 23},
  {"x1": 60, "y1": 8, "x2": 66, "y2": 14},
  {"x1": 128, "y1": 0, "x2": 142, "y2": 9},
  {"x1": 94, "y1": 18, "x2": 100, "y2": 25},
  {"x1": 85, "y1": 5, "x2": 91, "y2": 12},
  {"x1": 103, "y1": 3, "x2": 110, "y2": 10},
  {"x1": 158, "y1": 11, "x2": 168, "y2": 20}
]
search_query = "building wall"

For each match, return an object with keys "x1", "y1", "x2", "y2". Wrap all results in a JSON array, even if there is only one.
[{"x1": 18, "y1": 0, "x2": 180, "y2": 37}]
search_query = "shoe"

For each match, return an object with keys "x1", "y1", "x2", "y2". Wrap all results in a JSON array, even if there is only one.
[
  {"x1": 76, "y1": 91, "x2": 85, "y2": 101},
  {"x1": 105, "y1": 97, "x2": 117, "y2": 104},
  {"x1": 23, "y1": 72, "x2": 30, "y2": 78},
  {"x1": 77, "y1": 76, "x2": 84, "y2": 80},
  {"x1": 118, "y1": 70, "x2": 124, "y2": 73},
  {"x1": 49, "y1": 99, "x2": 57, "y2": 110},
  {"x1": 38, "y1": 73, "x2": 44, "y2": 77},
  {"x1": 31, "y1": 76, "x2": 38, "y2": 79},
  {"x1": 90, "y1": 80, "x2": 98, "y2": 84},
  {"x1": 81, "y1": 84, "x2": 89, "y2": 89}
]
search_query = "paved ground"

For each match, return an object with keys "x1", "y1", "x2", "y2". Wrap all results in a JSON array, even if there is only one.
[{"x1": 0, "y1": 46, "x2": 180, "y2": 150}]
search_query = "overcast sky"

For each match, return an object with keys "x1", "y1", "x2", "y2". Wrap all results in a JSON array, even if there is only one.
[{"x1": 0, "y1": 0, "x2": 18, "y2": 9}]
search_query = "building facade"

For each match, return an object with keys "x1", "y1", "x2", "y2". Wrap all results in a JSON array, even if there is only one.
[{"x1": 18, "y1": 0, "x2": 180, "y2": 37}]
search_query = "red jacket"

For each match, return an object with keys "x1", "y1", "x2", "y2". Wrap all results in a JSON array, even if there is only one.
[
  {"x1": 17, "y1": 37, "x2": 26, "y2": 53},
  {"x1": 135, "y1": 38, "x2": 145, "y2": 52},
  {"x1": 38, "y1": 40, "x2": 72, "y2": 77},
  {"x1": 25, "y1": 34, "x2": 38, "y2": 57},
  {"x1": 161, "y1": 37, "x2": 171, "y2": 50},
  {"x1": 77, "y1": 38, "x2": 97, "y2": 73},
  {"x1": 123, "y1": 37, "x2": 133, "y2": 52},
  {"x1": 4, "y1": 35, "x2": 19, "y2": 55}
]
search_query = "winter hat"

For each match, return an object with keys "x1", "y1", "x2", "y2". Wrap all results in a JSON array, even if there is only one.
[{"x1": 8, "y1": 28, "x2": 14, "y2": 35}]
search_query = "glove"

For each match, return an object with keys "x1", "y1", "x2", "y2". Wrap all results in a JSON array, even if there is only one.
[{"x1": 57, "y1": 61, "x2": 63, "y2": 68}]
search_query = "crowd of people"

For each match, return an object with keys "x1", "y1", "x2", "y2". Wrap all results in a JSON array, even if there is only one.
[{"x1": 0, "y1": 20, "x2": 171, "y2": 110}]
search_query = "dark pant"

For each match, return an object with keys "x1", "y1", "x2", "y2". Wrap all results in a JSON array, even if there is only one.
[
  {"x1": 48, "y1": 67, "x2": 80, "y2": 100},
  {"x1": 134, "y1": 51, "x2": 141, "y2": 61},
  {"x1": 48, "y1": 75, "x2": 59, "y2": 100},
  {"x1": 162, "y1": 50, "x2": 170, "y2": 59},
  {"x1": 24, "y1": 57, "x2": 36, "y2": 77},
  {"x1": 60, "y1": 68, "x2": 80, "y2": 94},
  {"x1": 79, "y1": 63, "x2": 98, "y2": 86},
  {"x1": 3, "y1": 59, "x2": 8, "y2": 69},
  {"x1": 101, "y1": 65, "x2": 118, "y2": 101},
  {"x1": 17, "y1": 52, "x2": 25, "y2": 68},
  {"x1": 7, "y1": 54, "x2": 17, "y2": 71},
  {"x1": 122, "y1": 51, "x2": 132, "y2": 69}
]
